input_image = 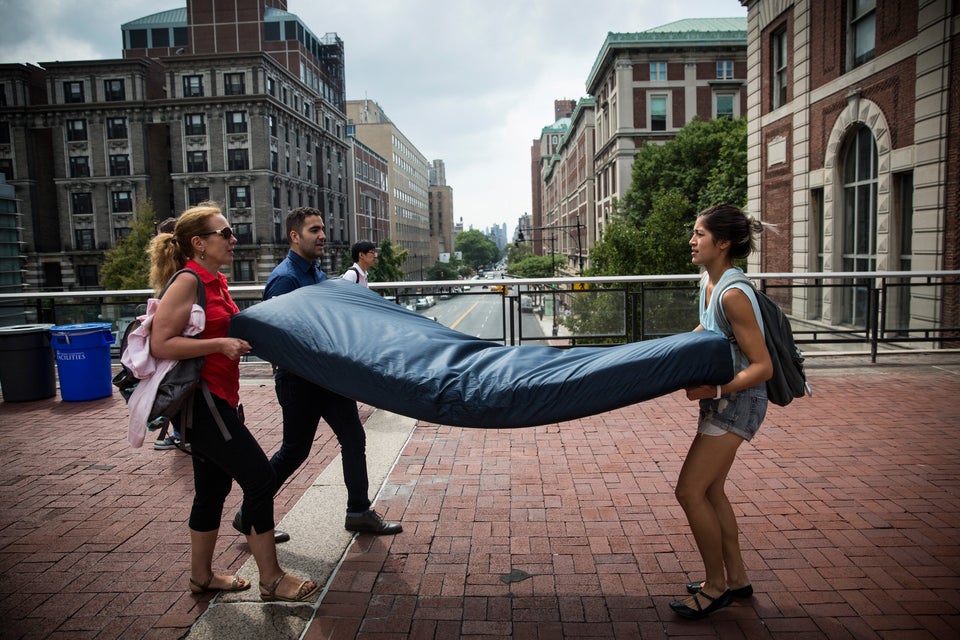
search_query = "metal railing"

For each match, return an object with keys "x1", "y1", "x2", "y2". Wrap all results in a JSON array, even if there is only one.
[{"x1": 1, "y1": 271, "x2": 957, "y2": 362}]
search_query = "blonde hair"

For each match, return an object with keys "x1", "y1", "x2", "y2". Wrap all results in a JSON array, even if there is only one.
[{"x1": 148, "y1": 203, "x2": 221, "y2": 294}]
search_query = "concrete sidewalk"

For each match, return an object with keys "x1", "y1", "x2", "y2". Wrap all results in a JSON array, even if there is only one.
[{"x1": 1, "y1": 354, "x2": 959, "y2": 639}]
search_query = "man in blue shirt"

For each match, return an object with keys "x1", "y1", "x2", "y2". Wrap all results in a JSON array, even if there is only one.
[{"x1": 235, "y1": 207, "x2": 401, "y2": 539}]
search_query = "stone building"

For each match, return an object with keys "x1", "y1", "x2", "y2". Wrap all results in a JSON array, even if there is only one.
[
  {"x1": 740, "y1": 0, "x2": 958, "y2": 333},
  {"x1": 346, "y1": 99, "x2": 432, "y2": 279}
]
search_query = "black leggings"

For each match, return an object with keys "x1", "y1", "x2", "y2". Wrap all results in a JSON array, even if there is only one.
[{"x1": 187, "y1": 391, "x2": 276, "y2": 535}]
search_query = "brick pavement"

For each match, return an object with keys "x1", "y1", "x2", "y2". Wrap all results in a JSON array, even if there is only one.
[{"x1": 2, "y1": 357, "x2": 960, "y2": 639}]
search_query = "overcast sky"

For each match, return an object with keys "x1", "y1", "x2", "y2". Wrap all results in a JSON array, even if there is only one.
[{"x1": 0, "y1": 0, "x2": 747, "y2": 237}]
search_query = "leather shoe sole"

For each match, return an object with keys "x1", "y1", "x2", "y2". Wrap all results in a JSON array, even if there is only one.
[
  {"x1": 232, "y1": 512, "x2": 291, "y2": 544},
  {"x1": 686, "y1": 581, "x2": 753, "y2": 598}
]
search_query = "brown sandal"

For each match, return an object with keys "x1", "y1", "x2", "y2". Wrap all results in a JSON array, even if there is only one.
[
  {"x1": 259, "y1": 572, "x2": 320, "y2": 602},
  {"x1": 189, "y1": 574, "x2": 251, "y2": 594}
]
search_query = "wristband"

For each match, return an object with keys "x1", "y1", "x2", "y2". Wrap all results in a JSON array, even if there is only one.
[{"x1": 714, "y1": 385, "x2": 722, "y2": 399}]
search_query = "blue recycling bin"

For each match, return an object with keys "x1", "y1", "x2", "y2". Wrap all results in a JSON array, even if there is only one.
[
  {"x1": 0, "y1": 324, "x2": 56, "y2": 402},
  {"x1": 49, "y1": 322, "x2": 115, "y2": 401}
]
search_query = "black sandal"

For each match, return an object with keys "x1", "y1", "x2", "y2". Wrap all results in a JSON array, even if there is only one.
[
  {"x1": 686, "y1": 581, "x2": 753, "y2": 598},
  {"x1": 670, "y1": 589, "x2": 733, "y2": 619}
]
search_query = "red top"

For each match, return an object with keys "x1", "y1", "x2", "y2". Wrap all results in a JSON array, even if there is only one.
[{"x1": 184, "y1": 260, "x2": 241, "y2": 407}]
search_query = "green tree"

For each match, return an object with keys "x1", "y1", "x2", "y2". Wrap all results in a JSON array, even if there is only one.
[
  {"x1": 100, "y1": 198, "x2": 157, "y2": 289},
  {"x1": 509, "y1": 254, "x2": 555, "y2": 278},
  {"x1": 455, "y1": 229, "x2": 500, "y2": 271},
  {"x1": 368, "y1": 238, "x2": 407, "y2": 283},
  {"x1": 619, "y1": 116, "x2": 747, "y2": 231},
  {"x1": 576, "y1": 116, "x2": 746, "y2": 340},
  {"x1": 425, "y1": 260, "x2": 459, "y2": 280}
]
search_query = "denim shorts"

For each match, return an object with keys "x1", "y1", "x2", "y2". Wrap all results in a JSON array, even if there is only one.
[{"x1": 698, "y1": 384, "x2": 767, "y2": 441}]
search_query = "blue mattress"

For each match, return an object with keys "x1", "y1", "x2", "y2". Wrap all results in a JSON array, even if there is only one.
[{"x1": 229, "y1": 279, "x2": 734, "y2": 427}]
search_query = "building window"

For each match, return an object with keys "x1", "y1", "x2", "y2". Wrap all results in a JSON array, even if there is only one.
[
  {"x1": 188, "y1": 187, "x2": 209, "y2": 206},
  {"x1": 273, "y1": 186, "x2": 281, "y2": 208},
  {"x1": 230, "y1": 185, "x2": 250, "y2": 208},
  {"x1": 76, "y1": 264, "x2": 99, "y2": 286},
  {"x1": 106, "y1": 117, "x2": 127, "y2": 139},
  {"x1": 233, "y1": 260, "x2": 255, "y2": 282},
  {"x1": 66, "y1": 119, "x2": 87, "y2": 142},
  {"x1": 184, "y1": 113, "x2": 206, "y2": 136},
  {"x1": 72, "y1": 192, "x2": 93, "y2": 214},
  {"x1": 63, "y1": 81, "x2": 84, "y2": 104},
  {"x1": 650, "y1": 95, "x2": 667, "y2": 131},
  {"x1": 226, "y1": 111, "x2": 248, "y2": 133},
  {"x1": 850, "y1": 0, "x2": 876, "y2": 68},
  {"x1": 74, "y1": 229, "x2": 95, "y2": 251},
  {"x1": 104, "y1": 79, "x2": 125, "y2": 101},
  {"x1": 109, "y1": 154, "x2": 130, "y2": 176},
  {"x1": 892, "y1": 171, "x2": 914, "y2": 331},
  {"x1": 267, "y1": 77, "x2": 276, "y2": 96},
  {"x1": 715, "y1": 93, "x2": 735, "y2": 119},
  {"x1": 114, "y1": 226, "x2": 133, "y2": 241},
  {"x1": 650, "y1": 62, "x2": 667, "y2": 81},
  {"x1": 69, "y1": 156, "x2": 90, "y2": 178},
  {"x1": 224, "y1": 72, "x2": 245, "y2": 96},
  {"x1": 0, "y1": 158, "x2": 12, "y2": 180},
  {"x1": 269, "y1": 115, "x2": 277, "y2": 137},
  {"x1": 233, "y1": 223, "x2": 253, "y2": 244},
  {"x1": 173, "y1": 27, "x2": 188, "y2": 46},
  {"x1": 0, "y1": 122, "x2": 8, "y2": 144},
  {"x1": 841, "y1": 125, "x2": 878, "y2": 328},
  {"x1": 265, "y1": 22, "x2": 281, "y2": 41},
  {"x1": 183, "y1": 75, "x2": 204, "y2": 98},
  {"x1": 228, "y1": 149, "x2": 248, "y2": 171},
  {"x1": 186, "y1": 151, "x2": 208, "y2": 172},
  {"x1": 716, "y1": 60, "x2": 734, "y2": 79},
  {"x1": 128, "y1": 29, "x2": 148, "y2": 48},
  {"x1": 111, "y1": 191, "x2": 133, "y2": 213},
  {"x1": 270, "y1": 150, "x2": 279, "y2": 172},
  {"x1": 151, "y1": 28, "x2": 170, "y2": 47},
  {"x1": 772, "y1": 27, "x2": 788, "y2": 109}
]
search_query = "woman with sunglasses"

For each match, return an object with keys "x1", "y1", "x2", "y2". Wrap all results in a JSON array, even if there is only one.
[{"x1": 149, "y1": 203, "x2": 319, "y2": 603}]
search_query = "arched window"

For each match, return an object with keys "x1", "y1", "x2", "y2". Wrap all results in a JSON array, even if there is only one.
[{"x1": 840, "y1": 125, "x2": 877, "y2": 327}]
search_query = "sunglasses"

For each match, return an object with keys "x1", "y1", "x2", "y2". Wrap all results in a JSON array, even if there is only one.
[{"x1": 198, "y1": 226, "x2": 234, "y2": 240}]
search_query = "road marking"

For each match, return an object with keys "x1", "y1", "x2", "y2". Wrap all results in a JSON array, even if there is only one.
[{"x1": 450, "y1": 301, "x2": 480, "y2": 330}]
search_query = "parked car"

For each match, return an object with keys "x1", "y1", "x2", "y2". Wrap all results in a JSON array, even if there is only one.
[
  {"x1": 415, "y1": 296, "x2": 435, "y2": 310},
  {"x1": 520, "y1": 295, "x2": 534, "y2": 313}
]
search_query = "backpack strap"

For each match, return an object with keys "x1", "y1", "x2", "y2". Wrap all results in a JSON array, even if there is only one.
[
  {"x1": 713, "y1": 271, "x2": 758, "y2": 340},
  {"x1": 160, "y1": 268, "x2": 206, "y2": 307}
]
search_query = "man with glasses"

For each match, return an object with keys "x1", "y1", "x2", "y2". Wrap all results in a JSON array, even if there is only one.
[
  {"x1": 235, "y1": 207, "x2": 401, "y2": 540},
  {"x1": 342, "y1": 240, "x2": 377, "y2": 287}
]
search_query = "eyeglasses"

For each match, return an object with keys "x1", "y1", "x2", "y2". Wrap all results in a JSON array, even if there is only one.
[{"x1": 198, "y1": 227, "x2": 234, "y2": 240}]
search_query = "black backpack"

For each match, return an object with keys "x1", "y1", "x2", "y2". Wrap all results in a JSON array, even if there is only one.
[{"x1": 714, "y1": 273, "x2": 810, "y2": 407}]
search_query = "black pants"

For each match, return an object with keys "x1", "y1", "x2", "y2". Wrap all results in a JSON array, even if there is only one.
[
  {"x1": 187, "y1": 391, "x2": 276, "y2": 534},
  {"x1": 271, "y1": 370, "x2": 370, "y2": 514}
]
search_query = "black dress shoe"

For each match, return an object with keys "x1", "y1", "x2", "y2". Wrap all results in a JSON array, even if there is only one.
[
  {"x1": 670, "y1": 589, "x2": 733, "y2": 620},
  {"x1": 232, "y1": 511, "x2": 291, "y2": 543},
  {"x1": 686, "y1": 581, "x2": 753, "y2": 598},
  {"x1": 344, "y1": 509, "x2": 402, "y2": 535}
]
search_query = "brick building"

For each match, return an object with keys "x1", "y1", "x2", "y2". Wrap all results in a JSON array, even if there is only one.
[
  {"x1": 741, "y1": 0, "x2": 958, "y2": 333},
  {"x1": 531, "y1": 19, "x2": 748, "y2": 274},
  {"x1": 0, "y1": 0, "x2": 350, "y2": 289}
]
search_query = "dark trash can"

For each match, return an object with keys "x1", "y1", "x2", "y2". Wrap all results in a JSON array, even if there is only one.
[
  {"x1": 0, "y1": 324, "x2": 56, "y2": 402},
  {"x1": 49, "y1": 322, "x2": 115, "y2": 401}
]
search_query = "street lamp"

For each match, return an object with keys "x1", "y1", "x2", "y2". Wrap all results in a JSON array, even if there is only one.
[{"x1": 515, "y1": 215, "x2": 584, "y2": 275}]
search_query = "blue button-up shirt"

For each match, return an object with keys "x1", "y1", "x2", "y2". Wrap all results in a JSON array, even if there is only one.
[{"x1": 263, "y1": 249, "x2": 328, "y2": 301}]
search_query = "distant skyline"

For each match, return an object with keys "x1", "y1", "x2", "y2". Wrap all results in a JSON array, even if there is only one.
[{"x1": 0, "y1": 0, "x2": 748, "y2": 237}]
